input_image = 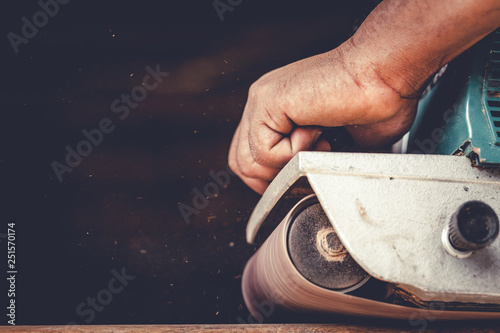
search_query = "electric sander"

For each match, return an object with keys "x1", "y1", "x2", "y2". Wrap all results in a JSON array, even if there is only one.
[{"x1": 241, "y1": 29, "x2": 500, "y2": 321}]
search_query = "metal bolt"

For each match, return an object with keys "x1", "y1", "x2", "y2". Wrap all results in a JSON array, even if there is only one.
[{"x1": 317, "y1": 228, "x2": 347, "y2": 258}]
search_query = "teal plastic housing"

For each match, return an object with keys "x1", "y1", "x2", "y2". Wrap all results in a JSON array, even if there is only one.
[{"x1": 407, "y1": 29, "x2": 500, "y2": 166}]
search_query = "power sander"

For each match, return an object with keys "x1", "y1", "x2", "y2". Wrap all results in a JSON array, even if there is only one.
[{"x1": 241, "y1": 29, "x2": 500, "y2": 321}]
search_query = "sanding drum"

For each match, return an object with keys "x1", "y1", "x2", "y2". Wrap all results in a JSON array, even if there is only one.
[{"x1": 242, "y1": 195, "x2": 500, "y2": 321}]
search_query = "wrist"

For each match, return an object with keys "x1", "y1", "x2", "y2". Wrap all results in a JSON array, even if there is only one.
[
  {"x1": 319, "y1": 40, "x2": 419, "y2": 125},
  {"x1": 343, "y1": 34, "x2": 436, "y2": 102}
]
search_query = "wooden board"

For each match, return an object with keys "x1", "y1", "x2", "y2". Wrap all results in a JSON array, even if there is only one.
[{"x1": 3, "y1": 324, "x2": 500, "y2": 333}]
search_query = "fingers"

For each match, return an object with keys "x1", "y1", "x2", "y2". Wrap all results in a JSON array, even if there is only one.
[
  {"x1": 249, "y1": 124, "x2": 325, "y2": 168},
  {"x1": 232, "y1": 123, "x2": 282, "y2": 181},
  {"x1": 313, "y1": 138, "x2": 331, "y2": 152},
  {"x1": 229, "y1": 123, "x2": 281, "y2": 194},
  {"x1": 226, "y1": 44, "x2": 421, "y2": 195},
  {"x1": 229, "y1": 117, "x2": 329, "y2": 195}
]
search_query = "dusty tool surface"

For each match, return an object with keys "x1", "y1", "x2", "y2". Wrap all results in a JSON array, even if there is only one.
[
  {"x1": 242, "y1": 153, "x2": 500, "y2": 324},
  {"x1": 245, "y1": 153, "x2": 500, "y2": 303}
]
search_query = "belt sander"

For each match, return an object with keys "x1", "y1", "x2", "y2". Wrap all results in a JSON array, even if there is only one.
[{"x1": 241, "y1": 29, "x2": 500, "y2": 321}]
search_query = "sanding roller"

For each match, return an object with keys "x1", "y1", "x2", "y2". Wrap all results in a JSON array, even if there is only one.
[{"x1": 242, "y1": 29, "x2": 500, "y2": 321}]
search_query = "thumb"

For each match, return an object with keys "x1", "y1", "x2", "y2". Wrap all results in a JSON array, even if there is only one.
[{"x1": 290, "y1": 127, "x2": 325, "y2": 153}]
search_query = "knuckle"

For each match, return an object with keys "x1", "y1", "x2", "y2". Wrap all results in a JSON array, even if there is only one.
[
  {"x1": 249, "y1": 133, "x2": 287, "y2": 168},
  {"x1": 229, "y1": 150, "x2": 255, "y2": 179},
  {"x1": 248, "y1": 82, "x2": 262, "y2": 100},
  {"x1": 251, "y1": 148, "x2": 270, "y2": 166},
  {"x1": 238, "y1": 162, "x2": 254, "y2": 178},
  {"x1": 248, "y1": 135, "x2": 267, "y2": 164},
  {"x1": 248, "y1": 76, "x2": 274, "y2": 101}
]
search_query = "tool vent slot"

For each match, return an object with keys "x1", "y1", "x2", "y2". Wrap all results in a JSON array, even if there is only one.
[
  {"x1": 485, "y1": 29, "x2": 500, "y2": 143},
  {"x1": 492, "y1": 70, "x2": 500, "y2": 81},
  {"x1": 491, "y1": 31, "x2": 500, "y2": 62},
  {"x1": 488, "y1": 100, "x2": 500, "y2": 108}
]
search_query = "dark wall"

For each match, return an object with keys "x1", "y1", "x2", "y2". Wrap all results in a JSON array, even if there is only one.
[{"x1": 1, "y1": 0, "x2": 368, "y2": 325}]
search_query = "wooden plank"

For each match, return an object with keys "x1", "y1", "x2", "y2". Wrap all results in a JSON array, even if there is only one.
[{"x1": 3, "y1": 324, "x2": 500, "y2": 333}]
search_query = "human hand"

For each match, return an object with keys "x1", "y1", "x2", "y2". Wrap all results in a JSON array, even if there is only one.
[
  {"x1": 228, "y1": 0, "x2": 500, "y2": 195},
  {"x1": 228, "y1": 42, "x2": 419, "y2": 194}
]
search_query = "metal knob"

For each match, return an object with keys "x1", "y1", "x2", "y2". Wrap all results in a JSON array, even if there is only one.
[{"x1": 449, "y1": 201, "x2": 499, "y2": 252}]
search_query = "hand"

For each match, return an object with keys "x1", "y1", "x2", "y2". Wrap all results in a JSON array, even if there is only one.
[
  {"x1": 229, "y1": 0, "x2": 500, "y2": 195},
  {"x1": 228, "y1": 42, "x2": 419, "y2": 194}
]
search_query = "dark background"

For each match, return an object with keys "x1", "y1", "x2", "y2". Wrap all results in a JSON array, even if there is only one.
[{"x1": 1, "y1": 0, "x2": 374, "y2": 325}]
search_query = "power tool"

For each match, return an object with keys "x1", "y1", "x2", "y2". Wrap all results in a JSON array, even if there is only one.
[{"x1": 241, "y1": 28, "x2": 500, "y2": 321}]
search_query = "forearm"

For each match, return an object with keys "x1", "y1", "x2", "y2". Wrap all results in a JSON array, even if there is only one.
[{"x1": 346, "y1": 0, "x2": 500, "y2": 98}]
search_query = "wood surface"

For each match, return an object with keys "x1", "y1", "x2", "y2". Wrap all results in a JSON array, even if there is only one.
[{"x1": 4, "y1": 324, "x2": 500, "y2": 333}]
